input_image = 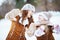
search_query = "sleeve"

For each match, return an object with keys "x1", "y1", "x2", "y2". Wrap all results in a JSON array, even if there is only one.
[
  {"x1": 5, "y1": 9, "x2": 21, "y2": 20},
  {"x1": 5, "y1": 12, "x2": 10, "y2": 20}
]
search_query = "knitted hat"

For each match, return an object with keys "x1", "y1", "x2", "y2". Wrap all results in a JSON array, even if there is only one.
[{"x1": 21, "y1": 4, "x2": 35, "y2": 12}]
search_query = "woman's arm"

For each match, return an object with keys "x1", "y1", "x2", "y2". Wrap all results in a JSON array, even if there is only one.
[{"x1": 5, "y1": 9, "x2": 21, "y2": 20}]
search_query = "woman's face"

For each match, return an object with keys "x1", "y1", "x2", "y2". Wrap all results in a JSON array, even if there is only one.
[{"x1": 27, "y1": 11, "x2": 32, "y2": 18}]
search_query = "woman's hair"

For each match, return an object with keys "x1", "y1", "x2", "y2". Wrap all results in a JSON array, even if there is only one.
[
  {"x1": 25, "y1": 16, "x2": 34, "y2": 28},
  {"x1": 21, "y1": 10, "x2": 34, "y2": 28},
  {"x1": 21, "y1": 10, "x2": 28, "y2": 23},
  {"x1": 28, "y1": 16, "x2": 34, "y2": 25},
  {"x1": 15, "y1": 15, "x2": 21, "y2": 22}
]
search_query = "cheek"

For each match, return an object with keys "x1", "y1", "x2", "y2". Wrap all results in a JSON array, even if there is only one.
[
  {"x1": 28, "y1": 12, "x2": 32, "y2": 17},
  {"x1": 38, "y1": 17, "x2": 45, "y2": 23},
  {"x1": 27, "y1": 14, "x2": 31, "y2": 18},
  {"x1": 40, "y1": 25, "x2": 45, "y2": 31}
]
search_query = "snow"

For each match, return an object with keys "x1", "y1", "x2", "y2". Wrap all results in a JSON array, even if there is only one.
[
  {"x1": 0, "y1": 19, "x2": 12, "y2": 40},
  {"x1": 53, "y1": 33, "x2": 60, "y2": 40}
]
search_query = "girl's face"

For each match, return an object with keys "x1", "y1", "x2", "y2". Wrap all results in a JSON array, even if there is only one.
[{"x1": 38, "y1": 15, "x2": 48, "y2": 24}]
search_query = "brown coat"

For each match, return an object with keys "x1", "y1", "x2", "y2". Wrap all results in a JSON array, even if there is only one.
[
  {"x1": 37, "y1": 25, "x2": 55, "y2": 40},
  {"x1": 6, "y1": 15, "x2": 26, "y2": 40}
]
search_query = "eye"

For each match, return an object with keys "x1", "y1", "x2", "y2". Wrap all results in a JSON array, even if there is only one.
[{"x1": 48, "y1": 25, "x2": 53, "y2": 28}]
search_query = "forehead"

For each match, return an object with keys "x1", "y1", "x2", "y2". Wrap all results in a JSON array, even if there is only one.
[
  {"x1": 22, "y1": 10, "x2": 28, "y2": 15},
  {"x1": 38, "y1": 15, "x2": 46, "y2": 20},
  {"x1": 22, "y1": 10, "x2": 28, "y2": 12}
]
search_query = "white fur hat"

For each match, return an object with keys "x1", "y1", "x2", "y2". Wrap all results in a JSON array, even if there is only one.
[
  {"x1": 38, "y1": 13, "x2": 48, "y2": 21},
  {"x1": 21, "y1": 4, "x2": 35, "y2": 12}
]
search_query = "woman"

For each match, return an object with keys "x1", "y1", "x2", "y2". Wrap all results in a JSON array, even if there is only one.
[
  {"x1": 5, "y1": 3, "x2": 36, "y2": 40},
  {"x1": 20, "y1": 3, "x2": 35, "y2": 27},
  {"x1": 21, "y1": 4, "x2": 38, "y2": 40},
  {"x1": 0, "y1": 9, "x2": 21, "y2": 40},
  {"x1": 6, "y1": 15, "x2": 26, "y2": 40}
]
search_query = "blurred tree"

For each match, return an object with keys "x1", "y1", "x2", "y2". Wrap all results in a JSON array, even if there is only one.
[
  {"x1": 15, "y1": 0, "x2": 25, "y2": 9},
  {"x1": 0, "y1": 1, "x2": 15, "y2": 17},
  {"x1": 0, "y1": 15, "x2": 3, "y2": 19},
  {"x1": 26, "y1": 0, "x2": 37, "y2": 6},
  {"x1": 53, "y1": 0, "x2": 60, "y2": 11},
  {"x1": 15, "y1": 0, "x2": 38, "y2": 9},
  {"x1": 45, "y1": 0, "x2": 48, "y2": 11}
]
